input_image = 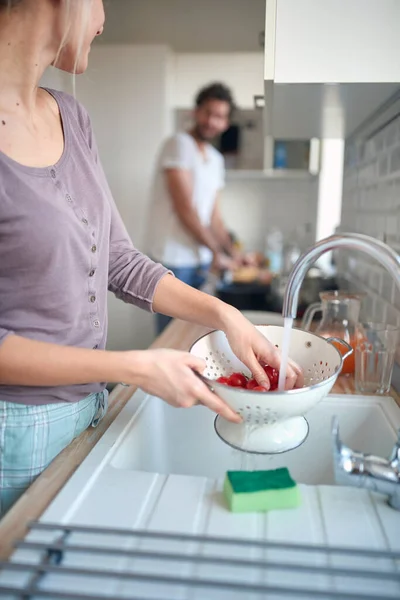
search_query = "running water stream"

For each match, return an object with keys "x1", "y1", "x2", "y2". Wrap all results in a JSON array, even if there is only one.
[{"x1": 277, "y1": 316, "x2": 294, "y2": 391}]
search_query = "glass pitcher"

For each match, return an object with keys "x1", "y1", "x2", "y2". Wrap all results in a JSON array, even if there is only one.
[{"x1": 301, "y1": 291, "x2": 365, "y2": 375}]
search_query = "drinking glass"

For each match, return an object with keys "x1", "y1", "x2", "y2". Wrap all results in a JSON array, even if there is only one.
[{"x1": 355, "y1": 323, "x2": 399, "y2": 395}]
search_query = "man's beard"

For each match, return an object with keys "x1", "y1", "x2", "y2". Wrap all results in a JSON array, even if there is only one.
[{"x1": 193, "y1": 125, "x2": 210, "y2": 142}]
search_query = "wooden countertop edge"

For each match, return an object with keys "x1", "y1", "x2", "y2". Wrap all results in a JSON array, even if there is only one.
[{"x1": 0, "y1": 319, "x2": 399, "y2": 561}]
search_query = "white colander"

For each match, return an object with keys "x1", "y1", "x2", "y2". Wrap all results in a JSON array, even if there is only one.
[{"x1": 190, "y1": 325, "x2": 352, "y2": 454}]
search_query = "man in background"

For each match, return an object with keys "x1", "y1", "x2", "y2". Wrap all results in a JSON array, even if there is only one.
[{"x1": 146, "y1": 83, "x2": 242, "y2": 333}]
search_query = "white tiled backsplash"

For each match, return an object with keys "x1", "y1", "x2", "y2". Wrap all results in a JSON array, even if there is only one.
[
  {"x1": 220, "y1": 176, "x2": 318, "y2": 253},
  {"x1": 338, "y1": 93, "x2": 400, "y2": 367}
]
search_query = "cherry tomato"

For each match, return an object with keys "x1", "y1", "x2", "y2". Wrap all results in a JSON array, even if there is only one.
[
  {"x1": 216, "y1": 376, "x2": 229, "y2": 385},
  {"x1": 246, "y1": 378, "x2": 258, "y2": 390},
  {"x1": 252, "y1": 385, "x2": 267, "y2": 392},
  {"x1": 263, "y1": 365, "x2": 279, "y2": 389},
  {"x1": 228, "y1": 372, "x2": 248, "y2": 388}
]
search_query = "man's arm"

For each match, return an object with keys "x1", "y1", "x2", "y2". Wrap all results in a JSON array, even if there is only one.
[
  {"x1": 210, "y1": 197, "x2": 236, "y2": 256},
  {"x1": 165, "y1": 168, "x2": 220, "y2": 254}
]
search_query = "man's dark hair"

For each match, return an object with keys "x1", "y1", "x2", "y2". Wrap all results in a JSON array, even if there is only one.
[{"x1": 195, "y1": 83, "x2": 235, "y2": 115}]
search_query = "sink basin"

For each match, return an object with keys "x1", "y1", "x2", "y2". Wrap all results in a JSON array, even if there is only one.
[{"x1": 111, "y1": 394, "x2": 400, "y2": 485}]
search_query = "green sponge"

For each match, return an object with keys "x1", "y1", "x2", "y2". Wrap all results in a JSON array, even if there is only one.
[{"x1": 223, "y1": 468, "x2": 301, "y2": 513}]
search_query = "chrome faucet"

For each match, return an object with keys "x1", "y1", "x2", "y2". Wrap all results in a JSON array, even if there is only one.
[
  {"x1": 283, "y1": 232, "x2": 400, "y2": 319},
  {"x1": 332, "y1": 416, "x2": 400, "y2": 510},
  {"x1": 283, "y1": 232, "x2": 400, "y2": 508}
]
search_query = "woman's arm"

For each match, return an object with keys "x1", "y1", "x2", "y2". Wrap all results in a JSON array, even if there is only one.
[
  {"x1": 0, "y1": 335, "x2": 124, "y2": 386},
  {"x1": 0, "y1": 335, "x2": 240, "y2": 422}
]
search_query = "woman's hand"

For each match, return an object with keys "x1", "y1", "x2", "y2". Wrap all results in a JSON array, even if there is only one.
[
  {"x1": 122, "y1": 348, "x2": 241, "y2": 423},
  {"x1": 220, "y1": 310, "x2": 304, "y2": 390}
]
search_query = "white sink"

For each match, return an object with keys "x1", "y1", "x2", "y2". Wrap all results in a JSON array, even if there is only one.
[
  {"x1": 111, "y1": 394, "x2": 400, "y2": 485},
  {"x1": 2, "y1": 391, "x2": 400, "y2": 600}
]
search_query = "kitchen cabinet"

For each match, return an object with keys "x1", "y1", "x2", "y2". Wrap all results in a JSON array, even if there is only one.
[
  {"x1": 265, "y1": 0, "x2": 400, "y2": 83},
  {"x1": 263, "y1": 0, "x2": 400, "y2": 139}
]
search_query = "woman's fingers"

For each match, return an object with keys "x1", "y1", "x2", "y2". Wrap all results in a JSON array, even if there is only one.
[
  {"x1": 177, "y1": 366, "x2": 241, "y2": 423},
  {"x1": 190, "y1": 377, "x2": 241, "y2": 423},
  {"x1": 199, "y1": 388, "x2": 242, "y2": 423},
  {"x1": 187, "y1": 354, "x2": 207, "y2": 373},
  {"x1": 246, "y1": 355, "x2": 270, "y2": 390},
  {"x1": 250, "y1": 346, "x2": 304, "y2": 390},
  {"x1": 288, "y1": 357, "x2": 305, "y2": 388}
]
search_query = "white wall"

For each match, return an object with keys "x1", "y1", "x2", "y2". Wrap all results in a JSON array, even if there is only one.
[
  {"x1": 76, "y1": 45, "x2": 173, "y2": 351},
  {"x1": 338, "y1": 97, "x2": 400, "y2": 364},
  {"x1": 220, "y1": 177, "x2": 318, "y2": 253},
  {"x1": 76, "y1": 46, "x2": 172, "y2": 247},
  {"x1": 40, "y1": 66, "x2": 72, "y2": 94},
  {"x1": 315, "y1": 139, "x2": 345, "y2": 273},
  {"x1": 172, "y1": 53, "x2": 264, "y2": 109}
]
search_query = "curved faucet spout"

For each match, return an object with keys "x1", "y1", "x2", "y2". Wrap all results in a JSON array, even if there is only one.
[{"x1": 283, "y1": 233, "x2": 400, "y2": 319}]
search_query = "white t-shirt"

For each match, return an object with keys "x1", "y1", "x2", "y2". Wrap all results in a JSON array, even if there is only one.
[{"x1": 146, "y1": 132, "x2": 225, "y2": 267}]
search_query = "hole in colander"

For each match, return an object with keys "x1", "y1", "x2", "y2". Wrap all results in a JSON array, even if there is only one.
[
  {"x1": 246, "y1": 405, "x2": 251, "y2": 409},
  {"x1": 307, "y1": 368, "x2": 312, "y2": 373},
  {"x1": 227, "y1": 360, "x2": 231, "y2": 364},
  {"x1": 256, "y1": 405, "x2": 261, "y2": 410},
  {"x1": 320, "y1": 361, "x2": 323, "y2": 365},
  {"x1": 209, "y1": 352, "x2": 212, "y2": 356},
  {"x1": 205, "y1": 357, "x2": 209, "y2": 361}
]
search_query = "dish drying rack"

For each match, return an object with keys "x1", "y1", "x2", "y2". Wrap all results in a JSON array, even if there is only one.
[{"x1": 1, "y1": 521, "x2": 399, "y2": 599}]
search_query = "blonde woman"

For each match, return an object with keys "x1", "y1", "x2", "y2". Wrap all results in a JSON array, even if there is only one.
[{"x1": 0, "y1": 0, "x2": 302, "y2": 516}]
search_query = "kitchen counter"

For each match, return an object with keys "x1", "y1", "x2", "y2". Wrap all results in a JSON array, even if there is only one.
[{"x1": 0, "y1": 317, "x2": 399, "y2": 562}]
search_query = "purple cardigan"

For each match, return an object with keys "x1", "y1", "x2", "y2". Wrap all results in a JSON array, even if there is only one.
[{"x1": 0, "y1": 89, "x2": 168, "y2": 405}]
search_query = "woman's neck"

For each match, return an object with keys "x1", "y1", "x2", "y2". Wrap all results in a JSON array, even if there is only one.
[{"x1": 0, "y1": 7, "x2": 56, "y2": 112}]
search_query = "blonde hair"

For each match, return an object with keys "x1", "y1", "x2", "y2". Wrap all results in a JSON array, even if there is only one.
[{"x1": 54, "y1": 0, "x2": 93, "y2": 96}]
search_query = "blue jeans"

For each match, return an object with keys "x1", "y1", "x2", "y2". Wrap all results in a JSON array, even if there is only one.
[{"x1": 156, "y1": 263, "x2": 211, "y2": 334}]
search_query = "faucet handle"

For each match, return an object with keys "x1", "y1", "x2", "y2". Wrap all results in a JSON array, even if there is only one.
[
  {"x1": 388, "y1": 428, "x2": 400, "y2": 468},
  {"x1": 331, "y1": 416, "x2": 364, "y2": 474},
  {"x1": 331, "y1": 415, "x2": 342, "y2": 455}
]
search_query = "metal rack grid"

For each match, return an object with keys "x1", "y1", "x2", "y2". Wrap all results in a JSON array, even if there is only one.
[{"x1": 0, "y1": 521, "x2": 399, "y2": 599}]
